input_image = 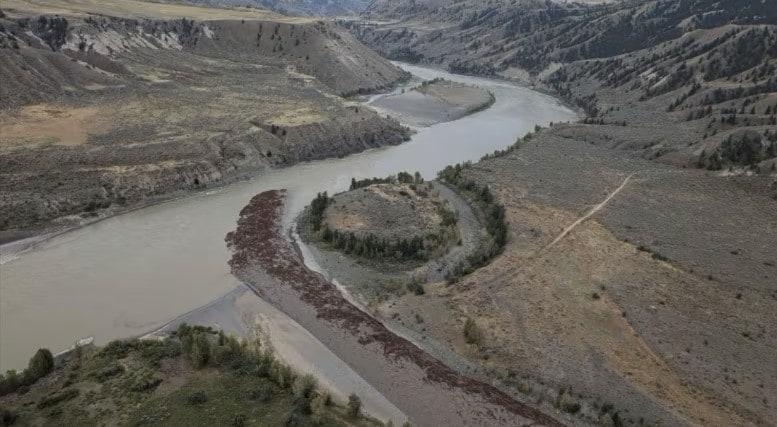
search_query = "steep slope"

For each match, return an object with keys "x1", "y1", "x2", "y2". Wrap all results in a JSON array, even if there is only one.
[
  {"x1": 0, "y1": 1, "x2": 410, "y2": 239},
  {"x1": 349, "y1": 0, "x2": 777, "y2": 170}
]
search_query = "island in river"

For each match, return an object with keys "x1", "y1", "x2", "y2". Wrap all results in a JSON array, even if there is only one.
[{"x1": 370, "y1": 78, "x2": 495, "y2": 127}]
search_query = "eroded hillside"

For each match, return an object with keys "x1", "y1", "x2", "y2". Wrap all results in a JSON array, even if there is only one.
[
  {"x1": 0, "y1": 0, "x2": 410, "y2": 239},
  {"x1": 349, "y1": 0, "x2": 777, "y2": 171}
]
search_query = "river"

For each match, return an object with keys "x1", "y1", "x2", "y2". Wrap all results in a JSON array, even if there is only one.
[{"x1": 0, "y1": 64, "x2": 575, "y2": 407}]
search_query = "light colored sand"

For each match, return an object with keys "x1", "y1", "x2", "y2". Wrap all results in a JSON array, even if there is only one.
[{"x1": 146, "y1": 284, "x2": 407, "y2": 425}]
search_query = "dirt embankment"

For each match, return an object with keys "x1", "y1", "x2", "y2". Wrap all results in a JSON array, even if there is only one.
[
  {"x1": 225, "y1": 190, "x2": 562, "y2": 427},
  {"x1": 0, "y1": 7, "x2": 411, "y2": 240}
]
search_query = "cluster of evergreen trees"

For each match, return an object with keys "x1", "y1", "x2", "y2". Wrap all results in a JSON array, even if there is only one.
[
  {"x1": 697, "y1": 132, "x2": 776, "y2": 170},
  {"x1": 308, "y1": 192, "x2": 330, "y2": 232},
  {"x1": 309, "y1": 172, "x2": 447, "y2": 262},
  {"x1": 349, "y1": 171, "x2": 423, "y2": 191},
  {"x1": 0, "y1": 348, "x2": 55, "y2": 396},
  {"x1": 720, "y1": 133, "x2": 771, "y2": 165},
  {"x1": 438, "y1": 163, "x2": 509, "y2": 281},
  {"x1": 320, "y1": 225, "x2": 428, "y2": 261}
]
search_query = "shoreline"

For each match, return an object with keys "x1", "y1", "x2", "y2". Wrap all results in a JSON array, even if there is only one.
[
  {"x1": 225, "y1": 189, "x2": 563, "y2": 426},
  {"x1": 0, "y1": 61, "x2": 568, "y2": 251}
]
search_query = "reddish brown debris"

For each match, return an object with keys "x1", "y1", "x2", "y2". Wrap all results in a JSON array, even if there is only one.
[{"x1": 226, "y1": 190, "x2": 563, "y2": 427}]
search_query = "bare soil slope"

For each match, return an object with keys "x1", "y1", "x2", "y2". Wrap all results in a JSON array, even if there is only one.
[{"x1": 0, "y1": 1, "x2": 410, "y2": 239}]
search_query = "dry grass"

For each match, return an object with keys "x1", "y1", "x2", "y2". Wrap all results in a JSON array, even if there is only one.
[
  {"x1": 1, "y1": 0, "x2": 309, "y2": 22},
  {"x1": 0, "y1": 103, "x2": 113, "y2": 146}
]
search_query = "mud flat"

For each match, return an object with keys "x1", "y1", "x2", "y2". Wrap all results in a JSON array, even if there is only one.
[
  {"x1": 371, "y1": 79, "x2": 495, "y2": 126},
  {"x1": 225, "y1": 190, "x2": 562, "y2": 426}
]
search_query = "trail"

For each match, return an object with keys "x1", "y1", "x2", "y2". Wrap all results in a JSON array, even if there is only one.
[{"x1": 544, "y1": 173, "x2": 635, "y2": 250}]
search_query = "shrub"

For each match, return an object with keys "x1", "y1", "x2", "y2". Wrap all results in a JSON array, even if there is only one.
[
  {"x1": 189, "y1": 333, "x2": 211, "y2": 368},
  {"x1": 27, "y1": 349, "x2": 54, "y2": 380},
  {"x1": 249, "y1": 383, "x2": 273, "y2": 402},
  {"x1": 37, "y1": 388, "x2": 80, "y2": 409},
  {"x1": 292, "y1": 374, "x2": 317, "y2": 400},
  {"x1": 0, "y1": 408, "x2": 18, "y2": 425},
  {"x1": 186, "y1": 391, "x2": 208, "y2": 405},
  {"x1": 99, "y1": 340, "x2": 137, "y2": 359},
  {"x1": 463, "y1": 318, "x2": 482, "y2": 345},
  {"x1": 0, "y1": 370, "x2": 21, "y2": 396},
  {"x1": 256, "y1": 350, "x2": 275, "y2": 377},
  {"x1": 139, "y1": 339, "x2": 181, "y2": 366},
  {"x1": 93, "y1": 364, "x2": 124, "y2": 382},
  {"x1": 347, "y1": 393, "x2": 361, "y2": 418},
  {"x1": 270, "y1": 361, "x2": 294, "y2": 389},
  {"x1": 127, "y1": 375, "x2": 162, "y2": 392},
  {"x1": 308, "y1": 192, "x2": 330, "y2": 231},
  {"x1": 406, "y1": 280, "x2": 425, "y2": 296},
  {"x1": 310, "y1": 393, "x2": 328, "y2": 424},
  {"x1": 562, "y1": 402, "x2": 582, "y2": 414},
  {"x1": 232, "y1": 414, "x2": 246, "y2": 426}
]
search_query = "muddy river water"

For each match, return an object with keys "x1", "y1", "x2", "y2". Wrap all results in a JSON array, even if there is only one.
[{"x1": 0, "y1": 63, "x2": 575, "y2": 420}]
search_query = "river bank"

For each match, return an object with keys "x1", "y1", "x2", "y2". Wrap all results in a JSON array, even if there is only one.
[
  {"x1": 0, "y1": 62, "x2": 576, "y2": 375},
  {"x1": 143, "y1": 283, "x2": 407, "y2": 424},
  {"x1": 226, "y1": 190, "x2": 562, "y2": 426}
]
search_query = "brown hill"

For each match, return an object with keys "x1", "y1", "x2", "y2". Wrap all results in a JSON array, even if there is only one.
[{"x1": 0, "y1": 0, "x2": 410, "y2": 239}]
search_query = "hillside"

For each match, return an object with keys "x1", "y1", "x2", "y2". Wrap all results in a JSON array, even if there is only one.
[
  {"x1": 176, "y1": 0, "x2": 372, "y2": 17},
  {"x1": 349, "y1": 0, "x2": 777, "y2": 171},
  {"x1": 0, "y1": 0, "x2": 410, "y2": 240},
  {"x1": 336, "y1": 1, "x2": 777, "y2": 425},
  {"x1": 0, "y1": 326, "x2": 383, "y2": 426}
]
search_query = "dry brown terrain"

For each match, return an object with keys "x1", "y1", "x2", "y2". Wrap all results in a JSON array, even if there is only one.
[
  {"x1": 342, "y1": 4, "x2": 777, "y2": 423},
  {"x1": 2, "y1": 0, "x2": 293, "y2": 21},
  {"x1": 372, "y1": 130, "x2": 777, "y2": 426},
  {"x1": 0, "y1": 0, "x2": 410, "y2": 240},
  {"x1": 322, "y1": 183, "x2": 442, "y2": 242}
]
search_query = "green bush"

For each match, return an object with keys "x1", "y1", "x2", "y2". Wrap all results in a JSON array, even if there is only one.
[
  {"x1": 292, "y1": 374, "x2": 317, "y2": 400},
  {"x1": 93, "y1": 364, "x2": 124, "y2": 382},
  {"x1": 186, "y1": 391, "x2": 208, "y2": 405},
  {"x1": 27, "y1": 349, "x2": 54, "y2": 380},
  {"x1": 406, "y1": 281, "x2": 425, "y2": 296},
  {"x1": 463, "y1": 318, "x2": 483, "y2": 345},
  {"x1": 347, "y1": 393, "x2": 361, "y2": 418},
  {"x1": 37, "y1": 388, "x2": 80, "y2": 409},
  {"x1": 0, "y1": 407, "x2": 18, "y2": 425},
  {"x1": 1, "y1": 348, "x2": 55, "y2": 396},
  {"x1": 189, "y1": 333, "x2": 211, "y2": 368},
  {"x1": 562, "y1": 401, "x2": 582, "y2": 414},
  {"x1": 249, "y1": 383, "x2": 273, "y2": 402},
  {"x1": 0, "y1": 370, "x2": 21, "y2": 397},
  {"x1": 232, "y1": 414, "x2": 246, "y2": 426},
  {"x1": 438, "y1": 163, "x2": 509, "y2": 280}
]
